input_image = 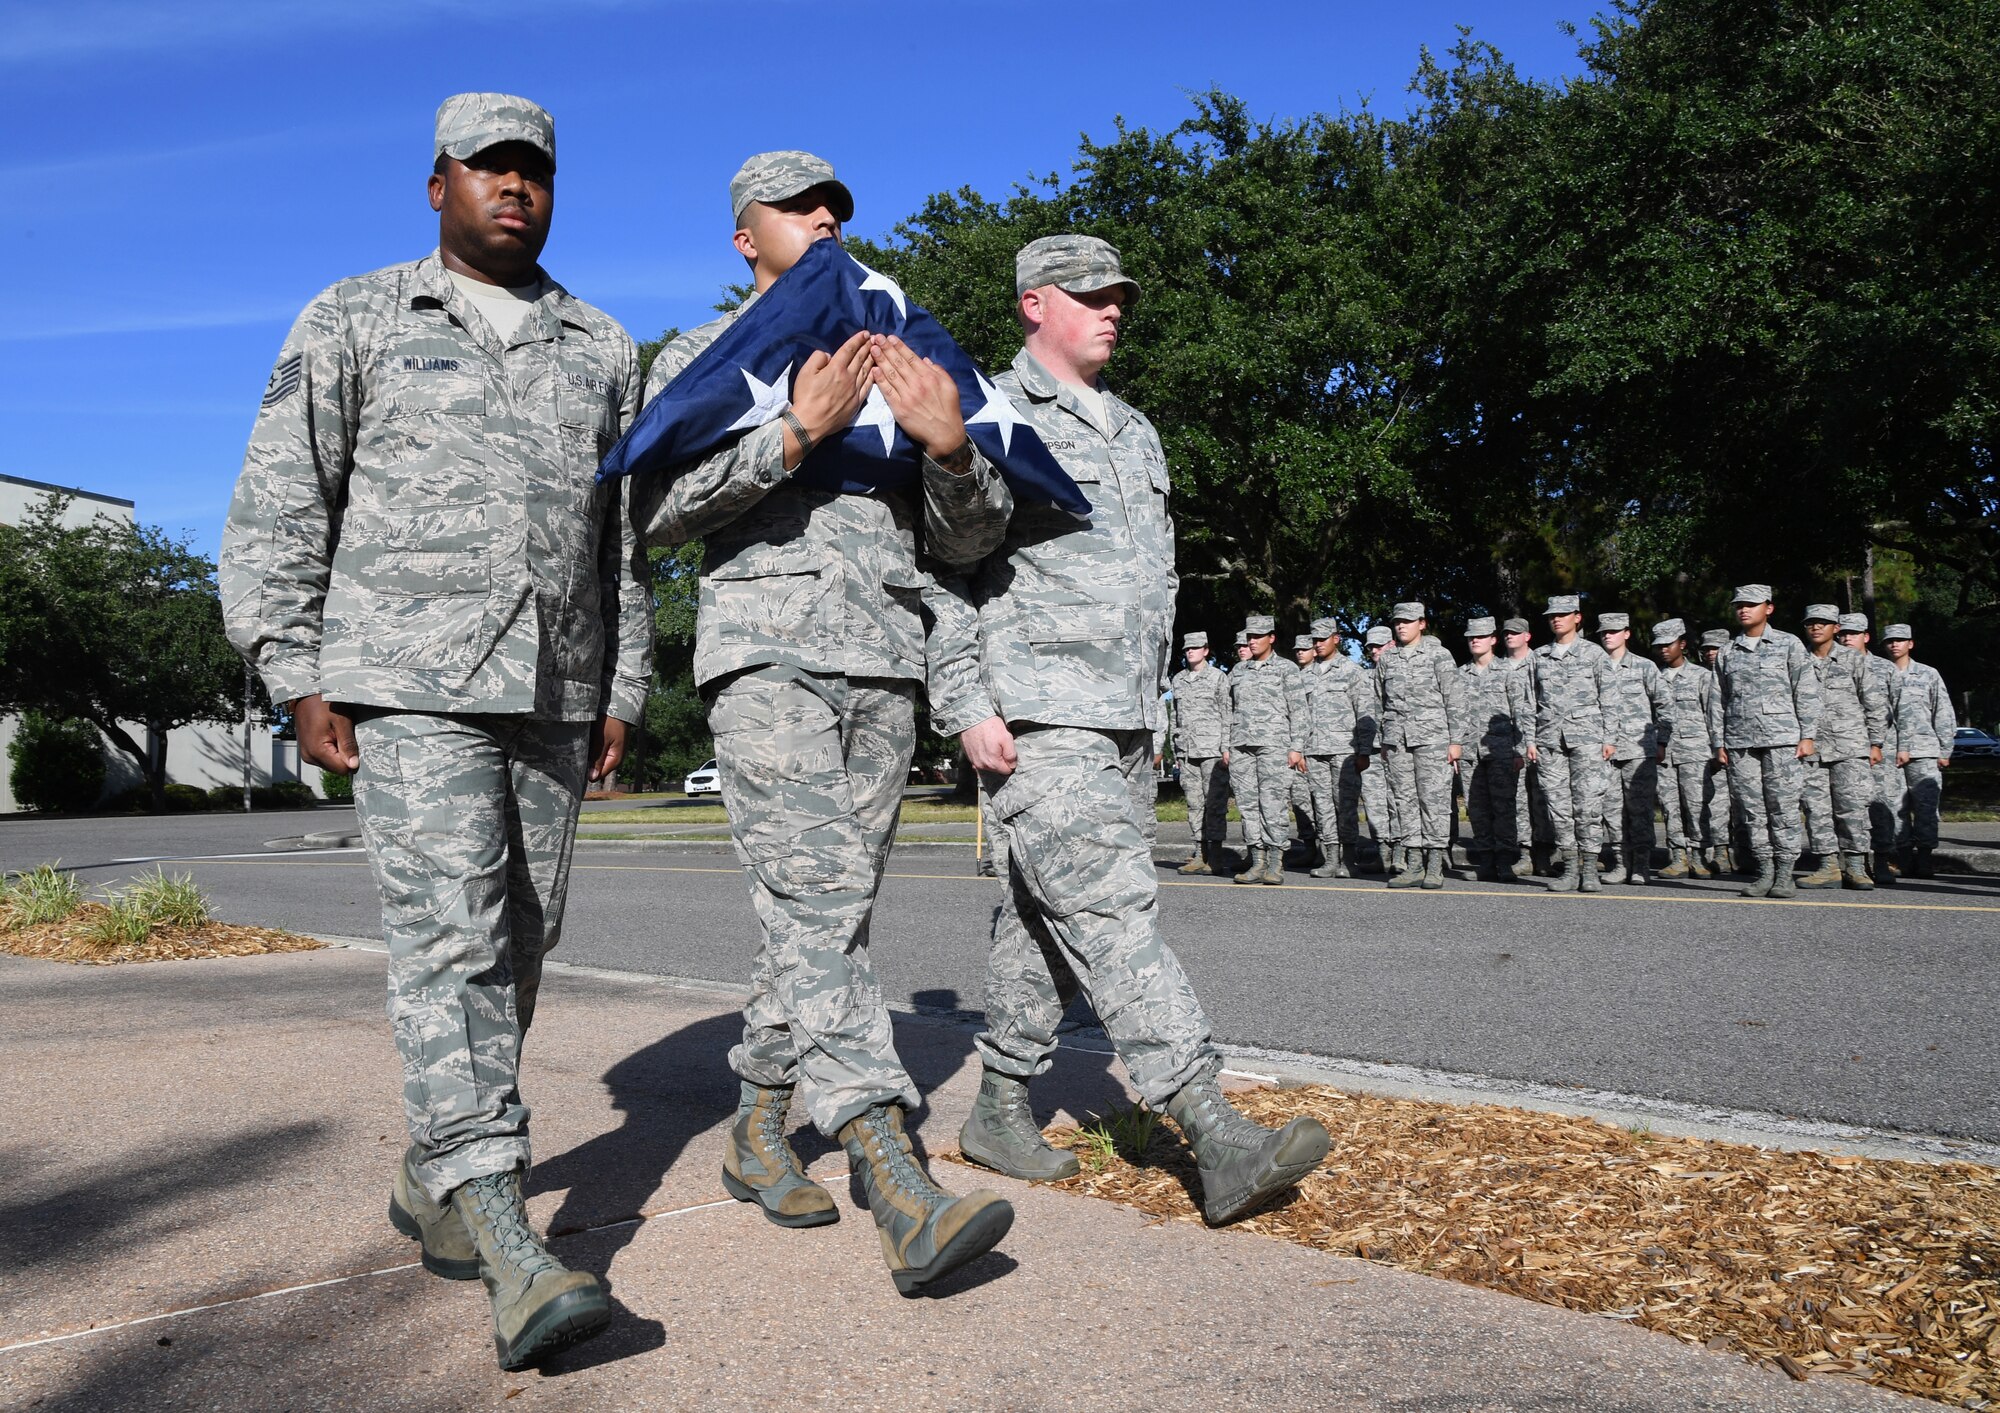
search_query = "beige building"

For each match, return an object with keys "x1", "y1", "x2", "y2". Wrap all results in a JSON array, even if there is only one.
[{"x1": 0, "y1": 475, "x2": 323, "y2": 813}]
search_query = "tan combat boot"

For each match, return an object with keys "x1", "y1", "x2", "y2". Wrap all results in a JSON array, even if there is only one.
[
  {"x1": 722, "y1": 1082, "x2": 838, "y2": 1228},
  {"x1": 1544, "y1": 848, "x2": 1580, "y2": 893},
  {"x1": 1232, "y1": 847, "x2": 1265, "y2": 884},
  {"x1": 1178, "y1": 842, "x2": 1213, "y2": 876},
  {"x1": 451, "y1": 1169, "x2": 611, "y2": 1369},
  {"x1": 1165, "y1": 1066, "x2": 1330, "y2": 1225},
  {"x1": 388, "y1": 1146, "x2": 480, "y2": 1280},
  {"x1": 1840, "y1": 852, "x2": 1875, "y2": 890},
  {"x1": 1797, "y1": 853, "x2": 1842, "y2": 889},
  {"x1": 840, "y1": 1104, "x2": 1014, "y2": 1295},
  {"x1": 1655, "y1": 848, "x2": 1692, "y2": 880}
]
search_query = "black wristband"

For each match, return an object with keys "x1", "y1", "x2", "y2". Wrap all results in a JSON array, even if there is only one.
[{"x1": 780, "y1": 406, "x2": 814, "y2": 460}]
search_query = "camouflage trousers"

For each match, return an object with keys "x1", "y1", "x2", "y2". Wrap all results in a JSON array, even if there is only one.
[
  {"x1": 1887, "y1": 756, "x2": 1945, "y2": 850},
  {"x1": 1303, "y1": 754, "x2": 1362, "y2": 845},
  {"x1": 1600, "y1": 753, "x2": 1660, "y2": 858},
  {"x1": 1290, "y1": 765, "x2": 1316, "y2": 838},
  {"x1": 1383, "y1": 744, "x2": 1455, "y2": 849},
  {"x1": 351, "y1": 711, "x2": 590, "y2": 1204},
  {"x1": 1868, "y1": 757, "x2": 1901, "y2": 853},
  {"x1": 978, "y1": 776, "x2": 1010, "y2": 876},
  {"x1": 1727, "y1": 746, "x2": 1805, "y2": 861},
  {"x1": 1524, "y1": 760, "x2": 1554, "y2": 847},
  {"x1": 1230, "y1": 745, "x2": 1294, "y2": 848},
  {"x1": 1536, "y1": 740, "x2": 1607, "y2": 853},
  {"x1": 1705, "y1": 761, "x2": 1734, "y2": 852},
  {"x1": 1801, "y1": 755, "x2": 1874, "y2": 856},
  {"x1": 1658, "y1": 760, "x2": 1712, "y2": 850},
  {"x1": 709, "y1": 666, "x2": 920, "y2": 1136},
  {"x1": 977, "y1": 726, "x2": 1215, "y2": 1105},
  {"x1": 1465, "y1": 749, "x2": 1523, "y2": 854},
  {"x1": 1179, "y1": 755, "x2": 1229, "y2": 845},
  {"x1": 1360, "y1": 752, "x2": 1398, "y2": 845}
]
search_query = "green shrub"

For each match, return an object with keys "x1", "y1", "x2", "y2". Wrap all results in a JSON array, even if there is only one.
[
  {"x1": 122, "y1": 867, "x2": 209, "y2": 929},
  {"x1": 163, "y1": 783, "x2": 210, "y2": 812},
  {"x1": 268, "y1": 780, "x2": 318, "y2": 807},
  {"x1": 88, "y1": 894, "x2": 154, "y2": 946},
  {"x1": 208, "y1": 784, "x2": 244, "y2": 810},
  {"x1": 5, "y1": 864, "x2": 84, "y2": 927},
  {"x1": 319, "y1": 769, "x2": 354, "y2": 803},
  {"x1": 6, "y1": 712, "x2": 106, "y2": 814},
  {"x1": 102, "y1": 785, "x2": 150, "y2": 813}
]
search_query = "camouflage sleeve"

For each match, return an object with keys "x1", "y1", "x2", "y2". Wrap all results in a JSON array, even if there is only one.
[
  {"x1": 1856, "y1": 654, "x2": 1888, "y2": 749},
  {"x1": 1791, "y1": 639, "x2": 1823, "y2": 741},
  {"x1": 1647, "y1": 660, "x2": 1670, "y2": 749},
  {"x1": 1285, "y1": 663, "x2": 1308, "y2": 754},
  {"x1": 218, "y1": 287, "x2": 356, "y2": 707},
  {"x1": 1508, "y1": 663, "x2": 1534, "y2": 753},
  {"x1": 1349, "y1": 673, "x2": 1376, "y2": 753},
  {"x1": 1438, "y1": 648, "x2": 1469, "y2": 747},
  {"x1": 920, "y1": 447, "x2": 1013, "y2": 569},
  {"x1": 921, "y1": 570, "x2": 997, "y2": 736},
  {"x1": 1706, "y1": 662, "x2": 1726, "y2": 751},
  {"x1": 1932, "y1": 671, "x2": 1957, "y2": 757},
  {"x1": 1218, "y1": 670, "x2": 1233, "y2": 748},
  {"x1": 598, "y1": 333, "x2": 654, "y2": 724},
  {"x1": 630, "y1": 341, "x2": 790, "y2": 547}
]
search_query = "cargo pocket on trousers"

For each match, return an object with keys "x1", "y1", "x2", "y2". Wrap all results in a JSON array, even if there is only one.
[{"x1": 994, "y1": 764, "x2": 1147, "y2": 918}]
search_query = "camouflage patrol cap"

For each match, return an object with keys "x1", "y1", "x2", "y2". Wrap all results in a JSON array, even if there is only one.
[
  {"x1": 1310, "y1": 617, "x2": 1340, "y2": 640},
  {"x1": 1235, "y1": 630, "x2": 1250, "y2": 646},
  {"x1": 1731, "y1": 583, "x2": 1774, "y2": 604},
  {"x1": 435, "y1": 92, "x2": 555, "y2": 167},
  {"x1": 1294, "y1": 635, "x2": 1317, "y2": 651},
  {"x1": 1016, "y1": 234, "x2": 1141, "y2": 300},
  {"x1": 1651, "y1": 617, "x2": 1686, "y2": 645},
  {"x1": 1596, "y1": 612, "x2": 1630, "y2": 633},
  {"x1": 1701, "y1": 629, "x2": 1731, "y2": 648},
  {"x1": 1364, "y1": 625, "x2": 1392, "y2": 647},
  {"x1": 1183, "y1": 631, "x2": 1209, "y2": 649},
  {"x1": 1882, "y1": 622, "x2": 1913, "y2": 641},
  {"x1": 1391, "y1": 601, "x2": 1426, "y2": 622},
  {"x1": 1502, "y1": 617, "x2": 1531, "y2": 635},
  {"x1": 1838, "y1": 613, "x2": 1869, "y2": 633},
  {"x1": 1464, "y1": 616, "x2": 1497, "y2": 637},
  {"x1": 1544, "y1": 594, "x2": 1581, "y2": 617},
  {"x1": 730, "y1": 150, "x2": 854, "y2": 223},
  {"x1": 1244, "y1": 614, "x2": 1276, "y2": 637},
  {"x1": 1803, "y1": 603, "x2": 1840, "y2": 623}
]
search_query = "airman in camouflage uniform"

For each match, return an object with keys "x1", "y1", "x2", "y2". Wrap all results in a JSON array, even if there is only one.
[
  {"x1": 931, "y1": 235, "x2": 1329, "y2": 1222},
  {"x1": 1799, "y1": 605, "x2": 1889, "y2": 889},
  {"x1": 1528, "y1": 595, "x2": 1618, "y2": 893},
  {"x1": 1649, "y1": 619, "x2": 1718, "y2": 880},
  {"x1": 1460, "y1": 616, "x2": 1532, "y2": 881},
  {"x1": 1374, "y1": 602, "x2": 1468, "y2": 890},
  {"x1": 1227, "y1": 614, "x2": 1308, "y2": 884},
  {"x1": 1594, "y1": 612, "x2": 1666, "y2": 885},
  {"x1": 635, "y1": 151, "x2": 1016, "y2": 1292},
  {"x1": 1698, "y1": 627, "x2": 1743, "y2": 870},
  {"x1": 1881, "y1": 623, "x2": 1956, "y2": 877},
  {"x1": 1358, "y1": 624, "x2": 1399, "y2": 871},
  {"x1": 220, "y1": 94, "x2": 646, "y2": 1366},
  {"x1": 1837, "y1": 614, "x2": 1904, "y2": 882},
  {"x1": 1301, "y1": 617, "x2": 1375, "y2": 877},
  {"x1": 1287, "y1": 635, "x2": 1323, "y2": 859},
  {"x1": 1707, "y1": 585, "x2": 1823, "y2": 899},
  {"x1": 1168, "y1": 631, "x2": 1231, "y2": 874},
  {"x1": 1503, "y1": 617, "x2": 1551, "y2": 875}
]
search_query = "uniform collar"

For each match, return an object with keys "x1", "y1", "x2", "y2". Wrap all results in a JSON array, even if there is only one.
[
  {"x1": 411, "y1": 249, "x2": 591, "y2": 358},
  {"x1": 1011, "y1": 348, "x2": 1130, "y2": 438}
]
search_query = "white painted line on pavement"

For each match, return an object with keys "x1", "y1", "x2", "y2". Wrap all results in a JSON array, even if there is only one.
[{"x1": 107, "y1": 849, "x2": 364, "y2": 864}]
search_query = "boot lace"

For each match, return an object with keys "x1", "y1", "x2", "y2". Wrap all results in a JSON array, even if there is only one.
[
  {"x1": 860, "y1": 1110, "x2": 944, "y2": 1206},
  {"x1": 464, "y1": 1173, "x2": 559, "y2": 1280}
]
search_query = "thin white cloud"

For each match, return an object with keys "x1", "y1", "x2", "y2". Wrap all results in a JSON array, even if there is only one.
[{"x1": 1, "y1": 305, "x2": 297, "y2": 343}]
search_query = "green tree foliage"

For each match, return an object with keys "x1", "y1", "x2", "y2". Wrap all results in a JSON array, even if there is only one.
[
  {"x1": 6, "y1": 711, "x2": 106, "y2": 814},
  {"x1": 0, "y1": 494, "x2": 245, "y2": 809}
]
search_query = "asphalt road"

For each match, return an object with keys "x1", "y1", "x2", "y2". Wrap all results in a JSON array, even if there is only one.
[{"x1": 6, "y1": 807, "x2": 1997, "y2": 1144}]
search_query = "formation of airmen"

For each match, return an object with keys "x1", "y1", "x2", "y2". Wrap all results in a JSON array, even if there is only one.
[
  {"x1": 1167, "y1": 592, "x2": 1960, "y2": 896},
  {"x1": 219, "y1": 96, "x2": 1333, "y2": 1369}
]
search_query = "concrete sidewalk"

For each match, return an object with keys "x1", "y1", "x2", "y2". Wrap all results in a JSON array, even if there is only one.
[{"x1": 0, "y1": 949, "x2": 1915, "y2": 1412}]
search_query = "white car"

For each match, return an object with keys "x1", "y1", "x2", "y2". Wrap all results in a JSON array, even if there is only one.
[{"x1": 683, "y1": 760, "x2": 721, "y2": 796}]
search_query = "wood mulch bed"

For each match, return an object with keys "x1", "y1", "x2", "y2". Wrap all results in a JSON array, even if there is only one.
[
  {"x1": 1036, "y1": 1085, "x2": 1999, "y2": 1407},
  {"x1": 0, "y1": 903, "x2": 323, "y2": 965}
]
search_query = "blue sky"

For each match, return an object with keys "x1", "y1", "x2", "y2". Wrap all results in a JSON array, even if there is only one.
[{"x1": 2, "y1": 0, "x2": 1598, "y2": 556}]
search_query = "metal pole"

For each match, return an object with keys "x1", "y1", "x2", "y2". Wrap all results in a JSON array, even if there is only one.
[{"x1": 242, "y1": 661, "x2": 253, "y2": 812}]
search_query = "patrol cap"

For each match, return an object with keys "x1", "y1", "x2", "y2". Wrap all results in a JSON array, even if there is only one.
[
  {"x1": 1803, "y1": 603, "x2": 1840, "y2": 623},
  {"x1": 1596, "y1": 612, "x2": 1630, "y2": 633},
  {"x1": 435, "y1": 92, "x2": 555, "y2": 168},
  {"x1": 1310, "y1": 617, "x2": 1340, "y2": 640},
  {"x1": 1015, "y1": 234, "x2": 1140, "y2": 301},
  {"x1": 1837, "y1": 613, "x2": 1869, "y2": 633},
  {"x1": 730, "y1": 150, "x2": 854, "y2": 223},
  {"x1": 1464, "y1": 616, "x2": 1497, "y2": 638},
  {"x1": 1651, "y1": 617, "x2": 1686, "y2": 645},
  {"x1": 1294, "y1": 635, "x2": 1316, "y2": 651},
  {"x1": 1502, "y1": 617, "x2": 1531, "y2": 635},
  {"x1": 1244, "y1": 614, "x2": 1276, "y2": 637},
  {"x1": 1391, "y1": 601, "x2": 1426, "y2": 622},
  {"x1": 1234, "y1": 630, "x2": 1249, "y2": 646},
  {"x1": 1882, "y1": 623, "x2": 1913, "y2": 641},
  {"x1": 1364, "y1": 625, "x2": 1392, "y2": 647},
  {"x1": 1731, "y1": 583, "x2": 1774, "y2": 605},
  {"x1": 1700, "y1": 629, "x2": 1731, "y2": 648},
  {"x1": 1544, "y1": 594, "x2": 1581, "y2": 617},
  {"x1": 1182, "y1": 631, "x2": 1208, "y2": 649}
]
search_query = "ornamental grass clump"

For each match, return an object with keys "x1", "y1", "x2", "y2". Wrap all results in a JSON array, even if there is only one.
[{"x1": 3, "y1": 864, "x2": 85, "y2": 928}]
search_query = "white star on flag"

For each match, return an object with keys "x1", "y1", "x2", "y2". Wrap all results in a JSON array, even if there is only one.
[
  {"x1": 850, "y1": 385, "x2": 898, "y2": 454},
  {"x1": 724, "y1": 363, "x2": 792, "y2": 432},
  {"x1": 851, "y1": 256, "x2": 909, "y2": 320},
  {"x1": 965, "y1": 372, "x2": 1029, "y2": 455}
]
